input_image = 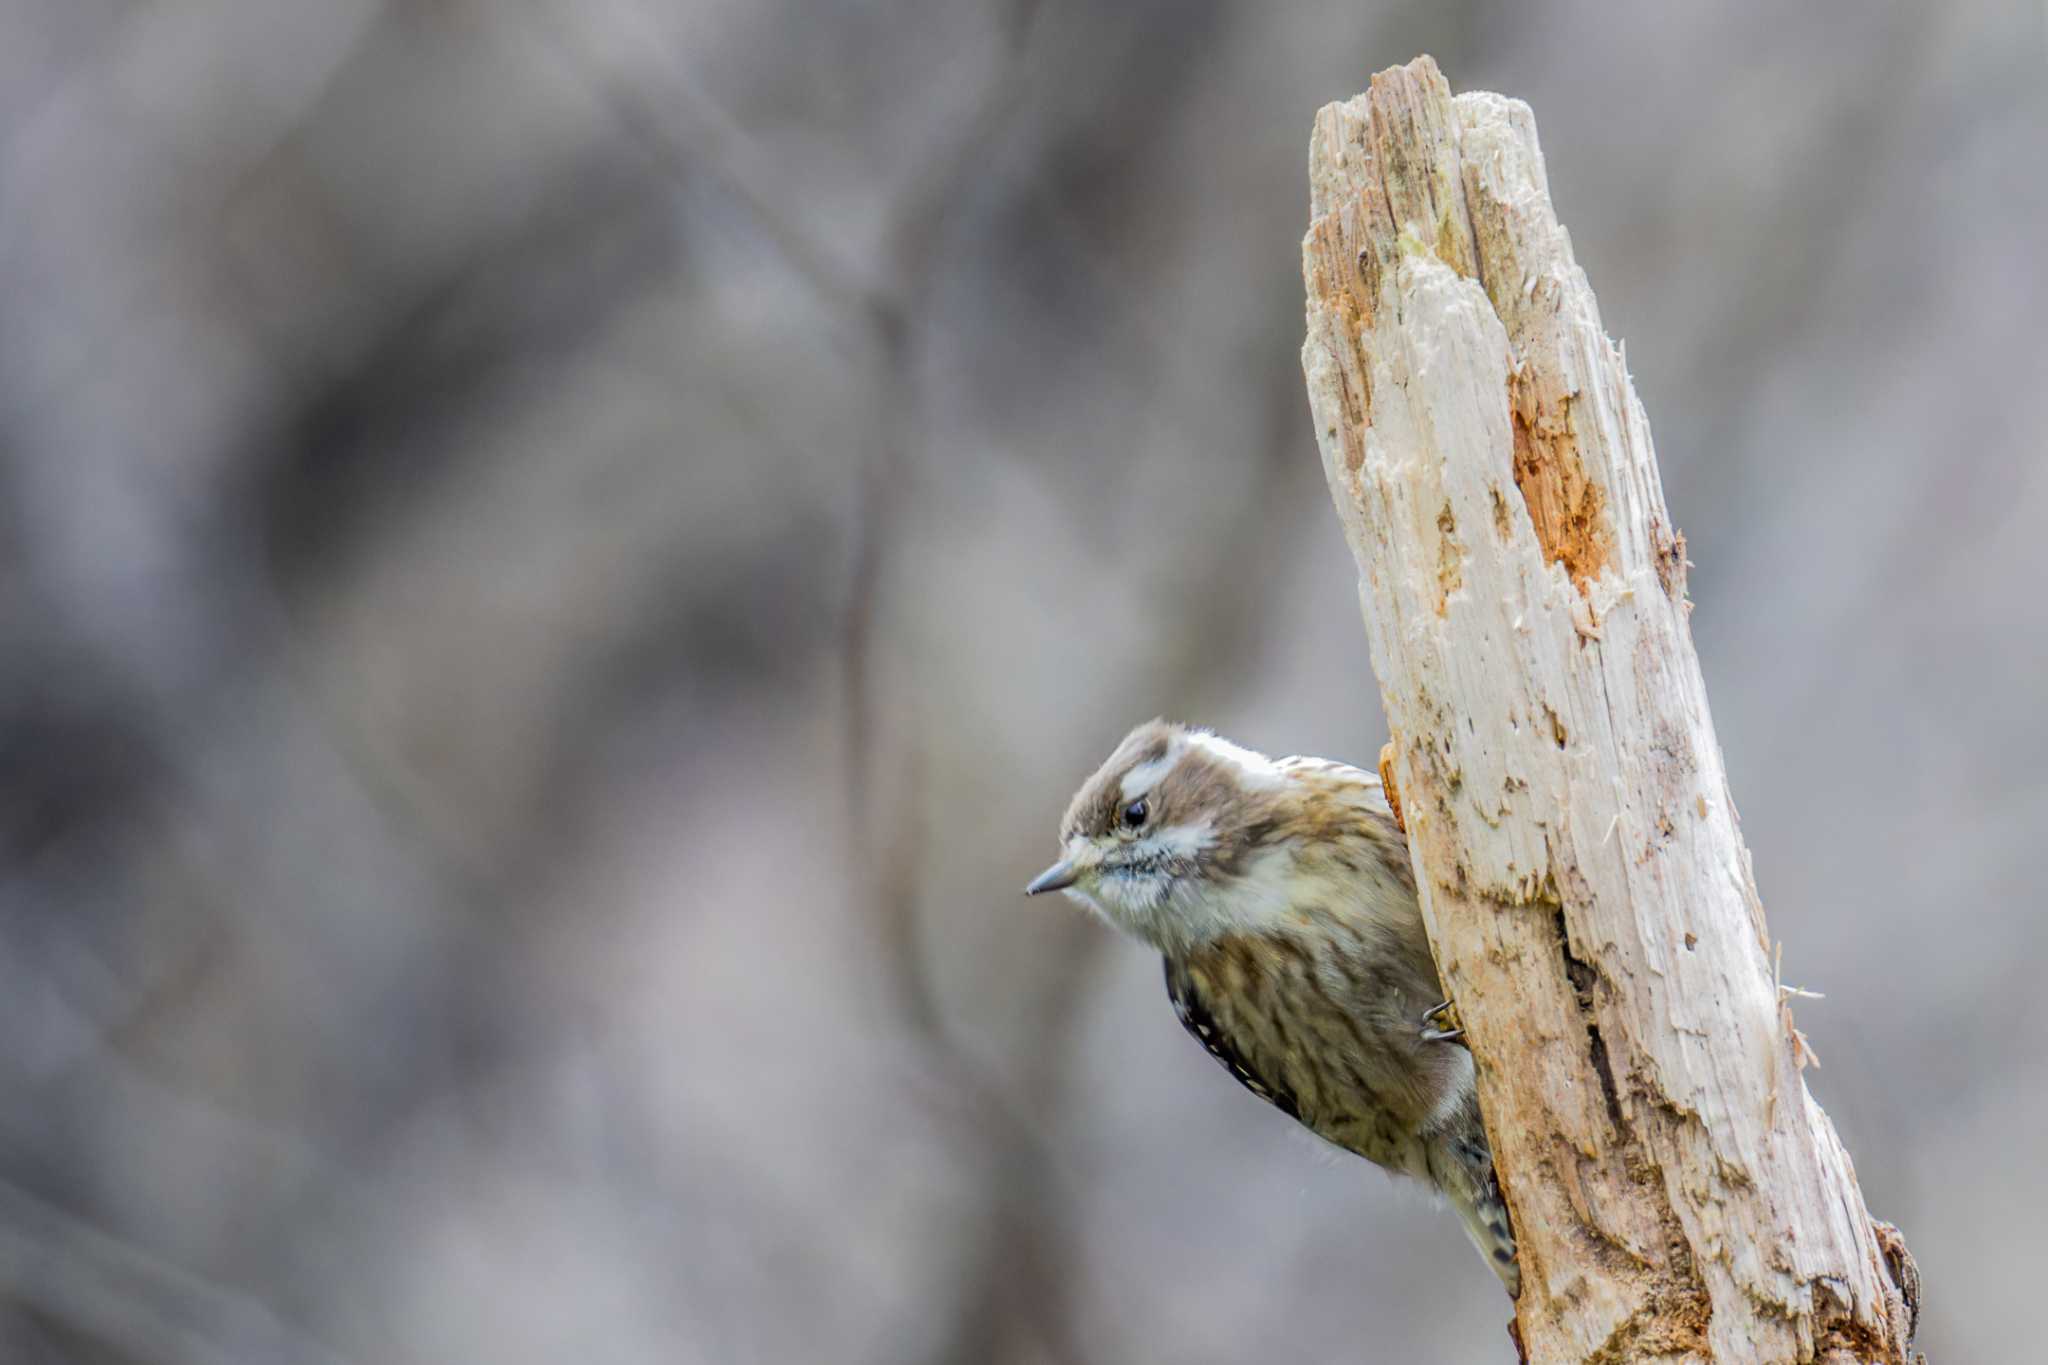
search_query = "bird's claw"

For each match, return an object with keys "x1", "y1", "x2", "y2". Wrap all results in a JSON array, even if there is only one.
[{"x1": 1420, "y1": 998, "x2": 1465, "y2": 1044}]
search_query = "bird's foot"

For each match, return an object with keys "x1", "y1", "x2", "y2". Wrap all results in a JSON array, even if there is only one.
[{"x1": 1420, "y1": 998, "x2": 1465, "y2": 1044}]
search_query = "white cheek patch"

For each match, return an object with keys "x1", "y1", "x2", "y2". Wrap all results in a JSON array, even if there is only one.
[
  {"x1": 1134, "y1": 820, "x2": 1212, "y2": 862},
  {"x1": 1093, "y1": 822, "x2": 1213, "y2": 920}
]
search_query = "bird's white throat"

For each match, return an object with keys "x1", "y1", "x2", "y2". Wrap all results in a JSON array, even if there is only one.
[{"x1": 1064, "y1": 831, "x2": 1303, "y2": 956}]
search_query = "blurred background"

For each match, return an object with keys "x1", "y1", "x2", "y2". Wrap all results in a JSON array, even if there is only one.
[{"x1": 2, "y1": 1, "x2": 2042, "y2": 1361}]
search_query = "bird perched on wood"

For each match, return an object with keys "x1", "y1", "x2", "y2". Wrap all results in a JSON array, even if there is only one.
[{"x1": 1026, "y1": 718, "x2": 1518, "y2": 1295}]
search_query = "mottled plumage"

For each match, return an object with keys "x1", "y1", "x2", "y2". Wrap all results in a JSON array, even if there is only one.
[{"x1": 1028, "y1": 719, "x2": 1518, "y2": 1294}]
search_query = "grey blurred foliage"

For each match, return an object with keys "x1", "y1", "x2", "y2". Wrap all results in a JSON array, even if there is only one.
[{"x1": 1, "y1": 1, "x2": 2043, "y2": 1361}]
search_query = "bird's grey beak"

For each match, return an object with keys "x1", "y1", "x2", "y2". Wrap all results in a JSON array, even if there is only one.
[{"x1": 1025, "y1": 858, "x2": 1079, "y2": 896}]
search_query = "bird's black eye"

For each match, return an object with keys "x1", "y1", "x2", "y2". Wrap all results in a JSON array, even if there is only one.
[{"x1": 1121, "y1": 799, "x2": 1148, "y2": 829}]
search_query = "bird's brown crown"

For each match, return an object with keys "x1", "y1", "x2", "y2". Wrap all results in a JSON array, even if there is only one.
[{"x1": 1057, "y1": 720, "x2": 1299, "y2": 875}]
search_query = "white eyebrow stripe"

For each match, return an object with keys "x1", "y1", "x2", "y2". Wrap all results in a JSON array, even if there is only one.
[
  {"x1": 1119, "y1": 734, "x2": 1185, "y2": 802},
  {"x1": 1119, "y1": 750, "x2": 1177, "y2": 801},
  {"x1": 1185, "y1": 730, "x2": 1283, "y2": 789}
]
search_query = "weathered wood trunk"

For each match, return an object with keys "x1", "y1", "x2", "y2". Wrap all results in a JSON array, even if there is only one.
[{"x1": 1300, "y1": 56, "x2": 1920, "y2": 1364}]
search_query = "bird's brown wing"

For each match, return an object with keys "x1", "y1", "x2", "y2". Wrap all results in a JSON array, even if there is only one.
[{"x1": 1163, "y1": 956, "x2": 1300, "y2": 1122}]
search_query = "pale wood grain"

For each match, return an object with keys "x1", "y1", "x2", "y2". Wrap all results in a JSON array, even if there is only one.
[{"x1": 1302, "y1": 56, "x2": 1919, "y2": 1365}]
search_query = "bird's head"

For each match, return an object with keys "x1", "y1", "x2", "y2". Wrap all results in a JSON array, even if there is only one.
[{"x1": 1025, "y1": 719, "x2": 1293, "y2": 952}]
